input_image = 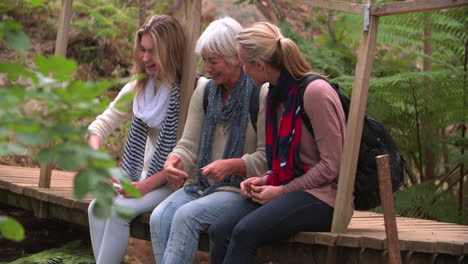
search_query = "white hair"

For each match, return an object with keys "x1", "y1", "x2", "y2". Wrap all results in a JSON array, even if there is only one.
[{"x1": 195, "y1": 17, "x2": 243, "y2": 65}]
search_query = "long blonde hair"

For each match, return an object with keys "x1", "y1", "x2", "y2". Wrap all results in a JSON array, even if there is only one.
[
  {"x1": 132, "y1": 15, "x2": 185, "y2": 95},
  {"x1": 236, "y1": 22, "x2": 316, "y2": 80}
]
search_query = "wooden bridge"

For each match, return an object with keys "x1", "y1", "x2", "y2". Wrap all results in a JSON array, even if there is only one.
[{"x1": 1, "y1": 165, "x2": 467, "y2": 263}]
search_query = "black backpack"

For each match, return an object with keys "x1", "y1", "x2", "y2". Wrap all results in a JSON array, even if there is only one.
[
  {"x1": 203, "y1": 79, "x2": 260, "y2": 132},
  {"x1": 299, "y1": 74, "x2": 405, "y2": 211}
]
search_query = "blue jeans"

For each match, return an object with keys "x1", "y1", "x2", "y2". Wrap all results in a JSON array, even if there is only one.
[
  {"x1": 149, "y1": 188, "x2": 245, "y2": 264},
  {"x1": 209, "y1": 191, "x2": 334, "y2": 264},
  {"x1": 88, "y1": 185, "x2": 172, "y2": 264}
]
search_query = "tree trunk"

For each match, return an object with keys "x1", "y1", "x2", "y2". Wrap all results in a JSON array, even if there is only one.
[
  {"x1": 138, "y1": 0, "x2": 145, "y2": 26},
  {"x1": 423, "y1": 14, "x2": 436, "y2": 182}
]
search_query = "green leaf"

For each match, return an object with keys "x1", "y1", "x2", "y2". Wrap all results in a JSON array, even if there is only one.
[
  {"x1": 0, "y1": 62, "x2": 28, "y2": 82},
  {"x1": 14, "y1": 131, "x2": 50, "y2": 146},
  {"x1": 114, "y1": 92, "x2": 134, "y2": 112},
  {"x1": 4, "y1": 27, "x2": 30, "y2": 51},
  {"x1": 55, "y1": 144, "x2": 88, "y2": 170},
  {"x1": 73, "y1": 168, "x2": 95, "y2": 199},
  {"x1": 121, "y1": 181, "x2": 141, "y2": 199},
  {"x1": 91, "y1": 201, "x2": 111, "y2": 219},
  {"x1": 34, "y1": 55, "x2": 77, "y2": 81},
  {"x1": 91, "y1": 157, "x2": 115, "y2": 168},
  {"x1": 27, "y1": 0, "x2": 46, "y2": 5},
  {"x1": 113, "y1": 204, "x2": 135, "y2": 220},
  {"x1": 0, "y1": 143, "x2": 29, "y2": 156},
  {"x1": 107, "y1": 168, "x2": 128, "y2": 181},
  {"x1": 37, "y1": 147, "x2": 54, "y2": 164},
  {"x1": 92, "y1": 182, "x2": 115, "y2": 209},
  {"x1": 0, "y1": 216, "x2": 25, "y2": 241},
  {"x1": 1, "y1": 20, "x2": 30, "y2": 51}
]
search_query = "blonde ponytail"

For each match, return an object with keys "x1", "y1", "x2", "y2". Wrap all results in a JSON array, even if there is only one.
[{"x1": 236, "y1": 22, "x2": 317, "y2": 80}]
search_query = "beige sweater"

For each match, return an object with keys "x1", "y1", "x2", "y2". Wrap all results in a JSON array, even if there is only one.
[
  {"x1": 169, "y1": 77, "x2": 268, "y2": 185},
  {"x1": 88, "y1": 81, "x2": 160, "y2": 181}
]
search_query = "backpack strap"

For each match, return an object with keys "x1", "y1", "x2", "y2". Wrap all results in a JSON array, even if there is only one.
[
  {"x1": 203, "y1": 80, "x2": 260, "y2": 133},
  {"x1": 298, "y1": 74, "x2": 326, "y2": 137}
]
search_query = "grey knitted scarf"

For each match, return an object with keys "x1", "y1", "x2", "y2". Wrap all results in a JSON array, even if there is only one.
[
  {"x1": 122, "y1": 82, "x2": 180, "y2": 182},
  {"x1": 185, "y1": 71, "x2": 254, "y2": 196}
]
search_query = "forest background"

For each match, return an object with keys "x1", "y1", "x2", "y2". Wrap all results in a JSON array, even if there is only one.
[{"x1": 0, "y1": 0, "x2": 467, "y2": 261}]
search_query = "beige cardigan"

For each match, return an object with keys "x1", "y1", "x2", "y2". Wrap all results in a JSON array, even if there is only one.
[
  {"x1": 169, "y1": 77, "x2": 268, "y2": 186},
  {"x1": 88, "y1": 81, "x2": 160, "y2": 181}
]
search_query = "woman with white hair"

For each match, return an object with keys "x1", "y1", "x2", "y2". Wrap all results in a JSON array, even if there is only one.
[{"x1": 149, "y1": 17, "x2": 268, "y2": 264}]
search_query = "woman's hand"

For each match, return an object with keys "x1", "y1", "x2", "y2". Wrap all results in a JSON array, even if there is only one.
[
  {"x1": 240, "y1": 176, "x2": 267, "y2": 198},
  {"x1": 88, "y1": 134, "x2": 101, "y2": 150},
  {"x1": 250, "y1": 185, "x2": 283, "y2": 204},
  {"x1": 164, "y1": 156, "x2": 188, "y2": 190},
  {"x1": 201, "y1": 159, "x2": 233, "y2": 181}
]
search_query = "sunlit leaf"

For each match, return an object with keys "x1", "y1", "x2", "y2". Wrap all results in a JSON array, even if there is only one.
[
  {"x1": 0, "y1": 216, "x2": 25, "y2": 241},
  {"x1": 34, "y1": 55, "x2": 77, "y2": 81},
  {"x1": 0, "y1": 62, "x2": 28, "y2": 82},
  {"x1": 121, "y1": 181, "x2": 141, "y2": 199},
  {"x1": 27, "y1": 0, "x2": 46, "y2": 5}
]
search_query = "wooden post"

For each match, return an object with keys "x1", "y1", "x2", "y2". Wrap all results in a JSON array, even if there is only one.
[
  {"x1": 38, "y1": 163, "x2": 53, "y2": 188},
  {"x1": 55, "y1": 0, "x2": 73, "y2": 57},
  {"x1": 331, "y1": 6, "x2": 380, "y2": 232},
  {"x1": 177, "y1": 0, "x2": 202, "y2": 140},
  {"x1": 376, "y1": 155, "x2": 402, "y2": 264},
  {"x1": 44, "y1": 0, "x2": 73, "y2": 187}
]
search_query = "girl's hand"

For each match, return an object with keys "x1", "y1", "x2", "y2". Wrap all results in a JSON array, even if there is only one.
[
  {"x1": 240, "y1": 176, "x2": 267, "y2": 198},
  {"x1": 250, "y1": 185, "x2": 283, "y2": 204}
]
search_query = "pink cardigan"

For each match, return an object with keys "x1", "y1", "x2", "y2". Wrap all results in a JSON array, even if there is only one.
[{"x1": 278, "y1": 79, "x2": 346, "y2": 208}]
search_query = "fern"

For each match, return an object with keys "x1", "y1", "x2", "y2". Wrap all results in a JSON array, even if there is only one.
[
  {"x1": 375, "y1": 181, "x2": 462, "y2": 224},
  {"x1": 8, "y1": 241, "x2": 98, "y2": 264}
]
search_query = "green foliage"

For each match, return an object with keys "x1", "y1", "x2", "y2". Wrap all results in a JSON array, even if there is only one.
[
  {"x1": 279, "y1": 19, "x2": 357, "y2": 79},
  {"x1": 0, "y1": 216, "x2": 25, "y2": 241},
  {"x1": 374, "y1": 182, "x2": 462, "y2": 224},
  {"x1": 0, "y1": 39, "x2": 140, "y2": 223},
  {"x1": 0, "y1": 19, "x2": 30, "y2": 51},
  {"x1": 7, "y1": 240, "x2": 98, "y2": 264}
]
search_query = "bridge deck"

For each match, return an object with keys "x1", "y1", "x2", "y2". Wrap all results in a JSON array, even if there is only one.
[{"x1": 1, "y1": 165, "x2": 467, "y2": 263}]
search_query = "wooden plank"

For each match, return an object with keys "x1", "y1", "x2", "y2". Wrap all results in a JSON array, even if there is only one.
[
  {"x1": 314, "y1": 232, "x2": 338, "y2": 246},
  {"x1": 371, "y1": 0, "x2": 468, "y2": 17},
  {"x1": 297, "y1": 0, "x2": 364, "y2": 15},
  {"x1": 177, "y1": 0, "x2": 202, "y2": 140},
  {"x1": 55, "y1": 0, "x2": 73, "y2": 56},
  {"x1": 331, "y1": 13, "x2": 380, "y2": 233}
]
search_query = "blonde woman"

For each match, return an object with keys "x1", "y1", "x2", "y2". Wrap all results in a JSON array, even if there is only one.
[
  {"x1": 209, "y1": 22, "x2": 347, "y2": 264},
  {"x1": 86, "y1": 15, "x2": 184, "y2": 264}
]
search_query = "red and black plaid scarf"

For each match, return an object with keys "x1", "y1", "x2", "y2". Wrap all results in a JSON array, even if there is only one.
[{"x1": 266, "y1": 71, "x2": 309, "y2": 186}]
